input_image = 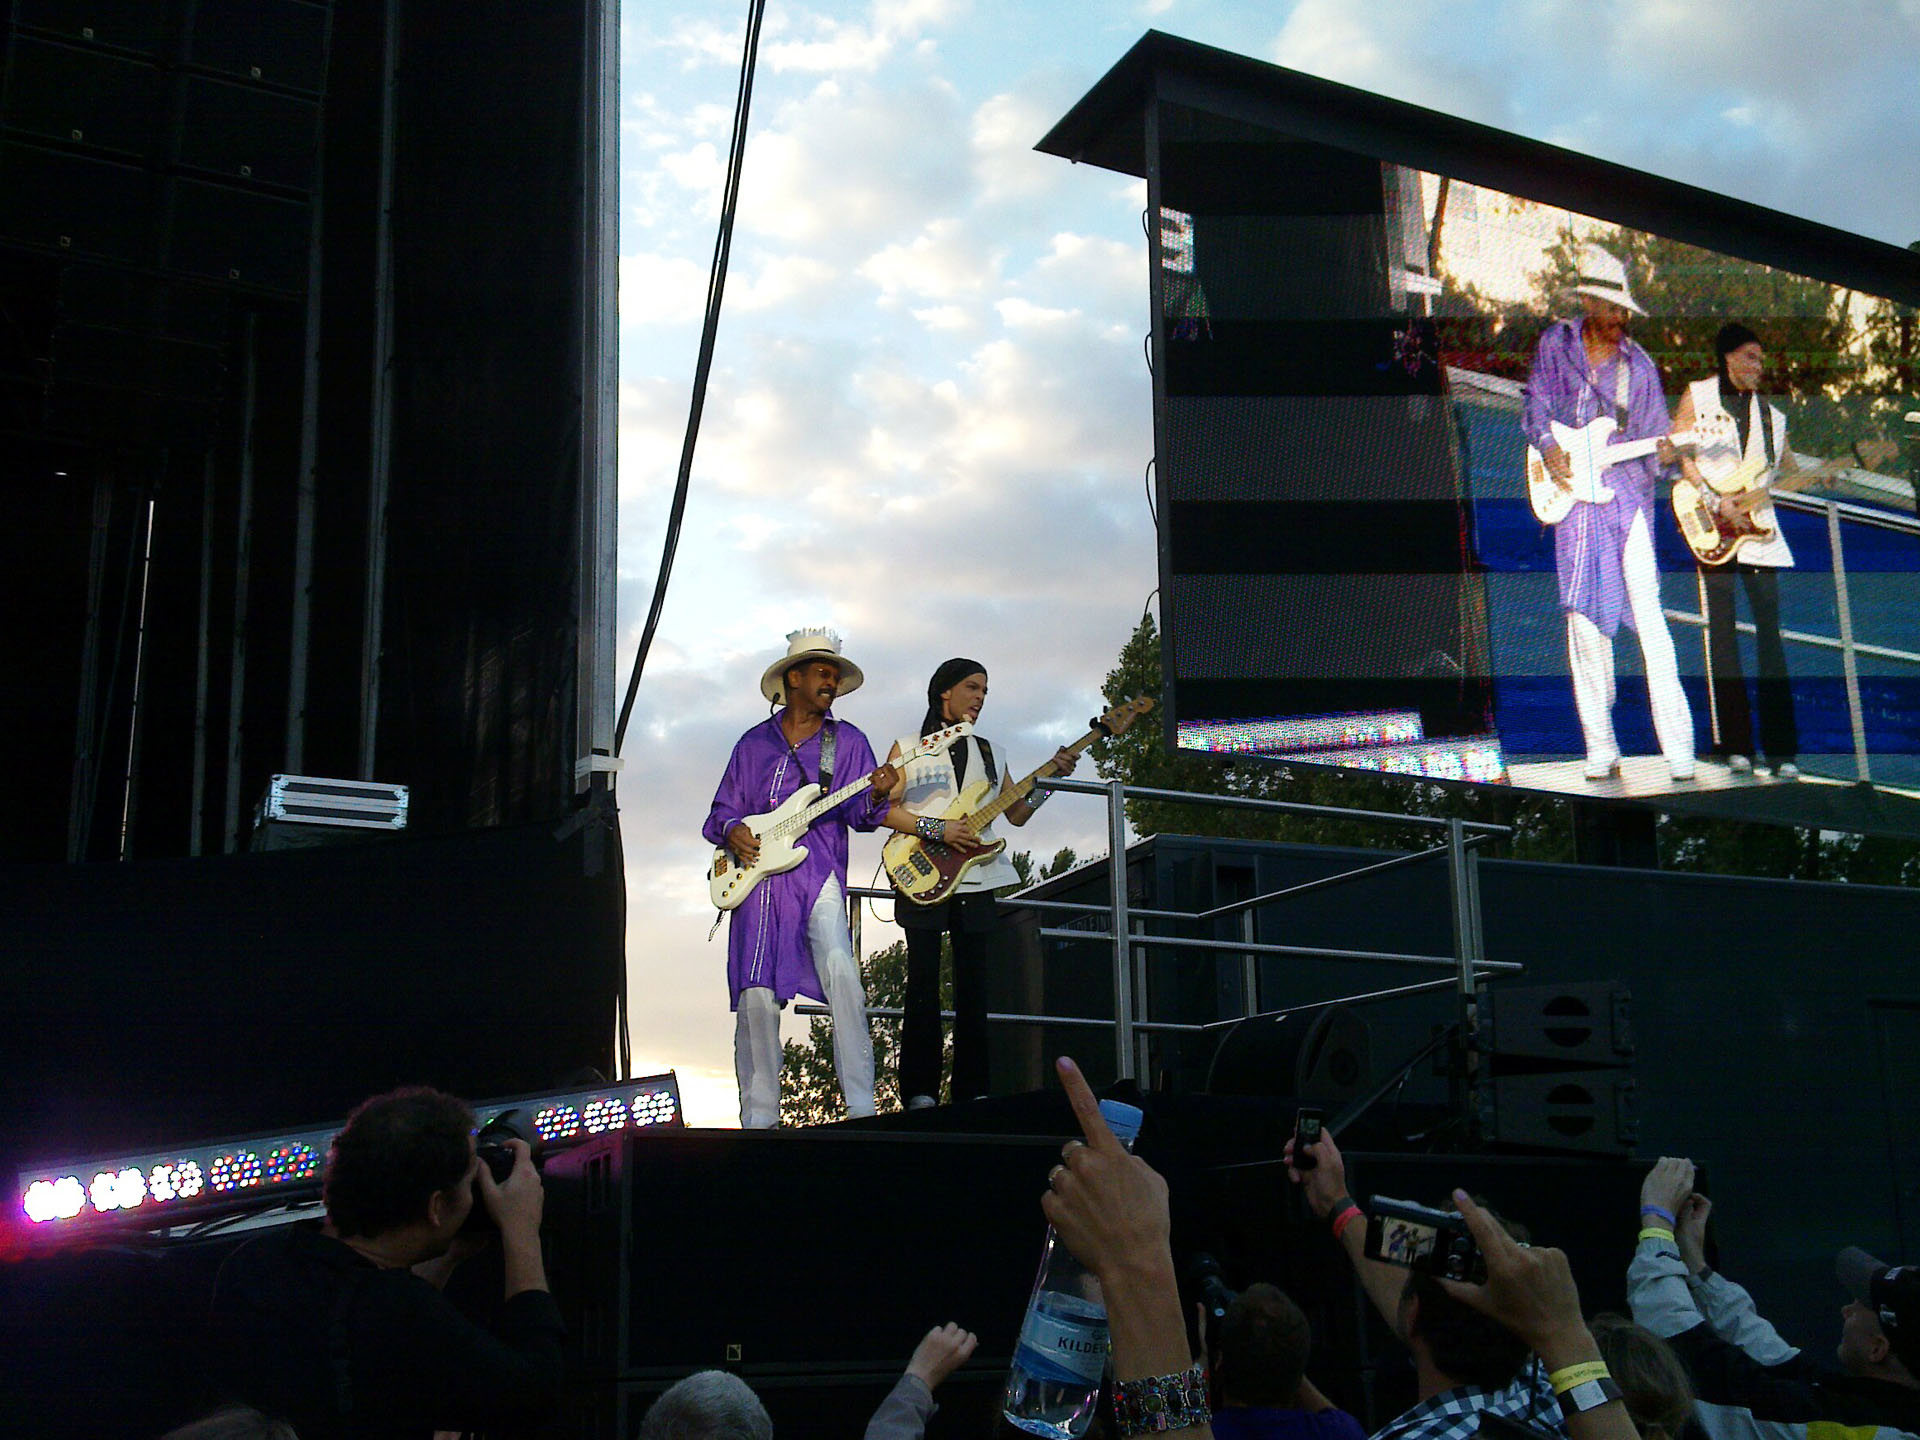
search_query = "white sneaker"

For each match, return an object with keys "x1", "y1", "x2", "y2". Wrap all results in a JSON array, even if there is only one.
[
  {"x1": 1669, "y1": 764, "x2": 1696, "y2": 783},
  {"x1": 1774, "y1": 762, "x2": 1801, "y2": 781},
  {"x1": 1727, "y1": 754, "x2": 1753, "y2": 775},
  {"x1": 1583, "y1": 754, "x2": 1621, "y2": 781},
  {"x1": 906, "y1": 1094, "x2": 937, "y2": 1111}
]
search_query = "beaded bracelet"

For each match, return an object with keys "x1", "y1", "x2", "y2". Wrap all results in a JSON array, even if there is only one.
[
  {"x1": 1112, "y1": 1361, "x2": 1211, "y2": 1436},
  {"x1": 915, "y1": 815, "x2": 944, "y2": 842}
]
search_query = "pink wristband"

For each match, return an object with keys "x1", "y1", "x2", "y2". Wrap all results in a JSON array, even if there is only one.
[{"x1": 1330, "y1": 1204, "x2": 1364, "y2": 1242}]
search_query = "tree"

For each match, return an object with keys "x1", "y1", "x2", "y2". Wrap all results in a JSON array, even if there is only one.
[
  {"x1": 777, "y1": 847, "x2": 1079, "y2": 1126},
  {"x1": 1092, "y1": 610, "x2": 1573, "y2": 861},
  {"x1": 1096, "y1": 611, "x2": 1920, "y2": 886}
]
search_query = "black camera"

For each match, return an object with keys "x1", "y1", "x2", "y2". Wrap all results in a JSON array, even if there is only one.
[
  {"x1": 461, "y1": 1109, "x2": 538, "y2": 1234},
  {"x1": 1363, "y1": 1196, "x2": 1486, "y2": 1284}
]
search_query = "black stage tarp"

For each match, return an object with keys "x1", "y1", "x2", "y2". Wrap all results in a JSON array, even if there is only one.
[{"x1": 0, "y1": 816, "x2": 622, "y2": 1178}]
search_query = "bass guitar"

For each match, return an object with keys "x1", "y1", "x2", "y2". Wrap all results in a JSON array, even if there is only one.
[
  {"x1": 883, "y1": 697, "x2": 1153, "y2": 907},
  {"x1": 1672, "y1": 440, "x2": 1895, "y2": 566},
  {"x1": 708, "y1": 720, "x2": 972, "y2": 911},
  {"x1": 1526, "y1": 414, "x2": 1731, "y2": 525}
]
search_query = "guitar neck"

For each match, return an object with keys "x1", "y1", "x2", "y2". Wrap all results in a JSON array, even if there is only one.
[
  {"x1": 1727, "y1": 452, "x2": 1857, "y2": 515},
  {"x1": 782, "y1": 772, "x2": 888, "y2": 837},
  {"x1": 970, "y1": 728, "x2": 1102, "y2": 828}
]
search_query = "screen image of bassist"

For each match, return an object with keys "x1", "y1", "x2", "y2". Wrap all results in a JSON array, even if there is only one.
[{"x1": 1670, "y1": 322, "x2": 1895, "y2": 779}]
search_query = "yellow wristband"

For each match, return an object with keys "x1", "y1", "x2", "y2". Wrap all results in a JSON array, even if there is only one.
[
  {"x1": 1549, "y1": 1361, "x2": 1613, "y2": 1395},
  {"x1": 1638, "y1": 1226, "x2": 1676, "y2": 1245}
]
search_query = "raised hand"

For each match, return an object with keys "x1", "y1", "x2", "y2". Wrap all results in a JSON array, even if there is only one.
[{"x1": 905, "y1": 1322, "x2": 978, "y2": 1392}]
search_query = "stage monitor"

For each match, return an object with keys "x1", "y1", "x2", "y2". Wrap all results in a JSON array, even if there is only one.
[{"x1": 1043, "y1": 33, "x2": 1920, "y2": 831}]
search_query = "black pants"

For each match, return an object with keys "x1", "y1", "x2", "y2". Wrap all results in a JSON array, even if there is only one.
[
  {"x1": 1702, "y1": 563, "x2": 1797, "y2": 763},
  {"x1": 900, "y1": 893, "x2": 1003, "y2": 1103}
]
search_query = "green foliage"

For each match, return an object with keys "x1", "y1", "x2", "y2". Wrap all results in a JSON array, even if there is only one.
[
  {"x1": 1092, "y1": 610, "x2": 1572, "y2": 861},
  {"x1": 1093, "y1": 610, "x2": 1920, "y2": 886},
  {"x1": 1433, "y1": 222, "x2": 1882, "y2": 455}
]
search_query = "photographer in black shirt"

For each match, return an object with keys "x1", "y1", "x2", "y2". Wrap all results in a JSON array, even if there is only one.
[{"x1": 208, "y1": 1086, "x2": 563, "y2": 1439}]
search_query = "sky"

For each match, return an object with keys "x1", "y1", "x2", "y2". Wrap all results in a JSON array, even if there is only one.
[{"x1": 612, "y1": 0, "x2": 1920, "y2": 1127}]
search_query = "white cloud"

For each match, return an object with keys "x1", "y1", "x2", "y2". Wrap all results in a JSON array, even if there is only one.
[
  {"x1": 859, "y1": 218, "x2": 994, "y2": 301},
  {"x1": 620, "y1": 252, "x2": 708, "y2": 326}
]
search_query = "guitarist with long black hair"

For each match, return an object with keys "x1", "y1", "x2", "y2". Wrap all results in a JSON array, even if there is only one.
[
  {"x1": 1671, "y1": 322, "x2": 1801, "y2": 778},
  {"x1": 882, "y1": 658, "x2": 1081, "y2": 1111}
]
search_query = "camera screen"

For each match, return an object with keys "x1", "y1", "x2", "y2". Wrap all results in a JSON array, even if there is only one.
[{"x1": 1378, "y1": 1216, "x2": 1440, "y2": 1266}]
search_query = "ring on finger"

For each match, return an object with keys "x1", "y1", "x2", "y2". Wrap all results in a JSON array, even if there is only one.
[
  {"x1": 1048, "y1": 1163, "x2": 1067, "y2": 1188},
  {"x1": 1061, "y1": 1138, "x2": 1087, "y2": 1162}
]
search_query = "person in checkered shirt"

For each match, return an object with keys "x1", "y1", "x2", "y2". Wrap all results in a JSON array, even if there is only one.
[{"x1": 1284, "y1": 1129, "x2": 1567, "y2": 1440}]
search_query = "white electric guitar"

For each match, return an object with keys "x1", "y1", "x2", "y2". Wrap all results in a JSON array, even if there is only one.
[
  {"x1": 707, "y1": 721, "x2": 972, "y2": 911},
  {"x1": 1526, "y1": 414, "x2": 1733, "y2": 525}
]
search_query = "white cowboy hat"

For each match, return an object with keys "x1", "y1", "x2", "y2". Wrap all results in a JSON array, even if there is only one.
[
  {"x1": 1570, "y1": 244, "x2": 1646, "y2": 317},
  {"x1": 760, "y1": 627, "x2": 864, "y2": 704}
]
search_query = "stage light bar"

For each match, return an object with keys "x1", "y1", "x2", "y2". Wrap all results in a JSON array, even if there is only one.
[
  {"x1": 1279, "y1": 736, "x2": 1510, "y2": 785},
  {"x1": 1177, "y1": 710, "x2": 1426, "y2": 755},
  {"x1": 15, "y1": 1072, "x2": 682, "y2": 1240}
]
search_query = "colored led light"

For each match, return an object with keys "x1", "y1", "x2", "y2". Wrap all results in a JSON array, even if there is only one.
[{"x1": 23, "y1": 1176, "x2": 86, "y2": 1223}]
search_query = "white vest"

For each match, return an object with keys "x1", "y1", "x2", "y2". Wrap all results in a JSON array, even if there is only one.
[
  {"x1": 1688, "y1": 375, "x2": 1794, "y2": 568},
  {"x1": 894, "y1": 732, "x2": 1018, "y2": 892}
]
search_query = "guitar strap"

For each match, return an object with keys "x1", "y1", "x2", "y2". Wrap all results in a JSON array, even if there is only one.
[{"x1": 816, "y1": 720, "x2": 836, "y2": 793}]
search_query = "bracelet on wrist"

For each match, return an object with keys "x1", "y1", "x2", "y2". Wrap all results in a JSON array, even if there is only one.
[
  {"x1": 1548, "y1": 1361, "x2": 1612, "y2": 1395},
  {"x1": 1638, "y1": 1226, "x2": 1676, "y2": 1245},
  {"x1": 1557, "y1": 1376, "x2": 1624, "y2": 1418},
  {"x1": 1112, "y1": 1362, "x2": 1211, "y2": 1437},
  {"x1": 1330, "y1": 1203, "x2": 1365, "y2": 1243},
  {"x1": 915, "y1": 814, "x2": 944, "y2": 842},
  {"x1": 1640, "y1": 1203, "x2": 1677, "y2": 1225}
]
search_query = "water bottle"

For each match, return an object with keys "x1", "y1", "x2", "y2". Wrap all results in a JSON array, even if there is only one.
[{"x1": 1003, "y1": 1099, "x2": 1145, "y2": 1438}]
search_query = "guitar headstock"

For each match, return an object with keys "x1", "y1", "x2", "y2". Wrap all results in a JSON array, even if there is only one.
[
  {"x1": 916, "y1": 720, "x2": 973, "y2": 757},
  {"x1": 1091, "y1": 695, "x2": 1154, "y2": 739}
]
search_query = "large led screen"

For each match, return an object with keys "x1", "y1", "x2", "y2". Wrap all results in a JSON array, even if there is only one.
[{"x1": 1154, "y1": 103, "x2": 1920, "y2": 802}]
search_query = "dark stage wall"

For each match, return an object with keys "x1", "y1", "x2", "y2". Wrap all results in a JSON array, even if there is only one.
[
  {"x1": 0, "y1": 817, "x2": 622, "y2": 1178},
  {"x1": 2, "y1": 0, "x2": 614, "y2": 862},
  {"x1": 1028, "y1": 834, "x2": 1920, "y2": 1352}
]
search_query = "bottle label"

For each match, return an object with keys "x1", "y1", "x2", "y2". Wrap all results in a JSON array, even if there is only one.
[{"x1": 1013, "y1": 1299, "x2": 1110, "y2": 1386}]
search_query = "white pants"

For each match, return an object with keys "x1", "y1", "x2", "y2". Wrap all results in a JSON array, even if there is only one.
[
  {"x1": 1567, "y1": 509, "x2": 1694, "y2": 772},
  {"x1": 734, "y1": 877, "x2": 875, "y2": 1129}
]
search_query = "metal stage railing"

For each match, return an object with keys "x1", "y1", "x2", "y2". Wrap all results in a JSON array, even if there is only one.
[{"x1": 799, "y1": 777, "x2": 1518, "y2": 1083}]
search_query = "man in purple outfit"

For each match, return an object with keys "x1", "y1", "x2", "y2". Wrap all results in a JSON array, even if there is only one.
[
  {"x1": 704, "y1": 628, "x2": 910, "y2": 1128},
  {"x1": 1522, "y1": 244, "x2": 1696, "y2": 783}
]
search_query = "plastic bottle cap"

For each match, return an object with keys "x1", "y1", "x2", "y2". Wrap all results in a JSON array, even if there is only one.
[{"x1": 1097, "y1": 1099, "x2": 1145, "y2": 1147}]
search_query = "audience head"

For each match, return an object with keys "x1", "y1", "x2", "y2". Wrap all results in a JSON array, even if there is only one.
[
  {"x1": 322, "y1": 1086, "x2": 477, "y2": 1240},
  {"x1": 1398, "y1": 1202, "x2": 1530, "y2": 1390},
  {"x1": 1214, "y1": 1282, "x2": 1312, "y2": 1407},
  {"x1": 160, "y1": 1407, "x2": 300, "y2": 1440},
  {"x1": 639, "y1": 1371, "x2": 773, "y2": 1440},
  {"x1": 1589, "y1": 1312, "x2": 1696, "y2": 1440},
  {"x1": 1837, "y1": 1248, "x2": 1920, "y2": 1386}
]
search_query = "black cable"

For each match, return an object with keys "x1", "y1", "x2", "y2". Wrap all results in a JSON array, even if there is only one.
[{"x1": 614, "y1": 0, "x2": 768, "y2": 753}]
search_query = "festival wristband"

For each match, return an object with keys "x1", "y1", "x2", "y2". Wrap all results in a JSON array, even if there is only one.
[
  {"x1": 1639, "y1": 1204, "x2": 1677, "y2": 1225},
  {"x1": 1558, "y1": 1377, "x2": 1624, "y2": 1418},
  {"x1": 1330, "y1": 1204, "x2": 1365, "y2": 1243},
  {"x1": 1549, "y1": 1362, "x2": 1613, "y2": 1394},
  {"x1": 1638, "y1": 1226, "x2": 1676, "y2": 1245}
]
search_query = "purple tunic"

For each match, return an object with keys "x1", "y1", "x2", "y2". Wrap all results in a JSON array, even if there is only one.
[
  {"x1": 1521, "y1": 318, "x2": 1672, "y2": 636},
  {"x1": 703, "y1": 713, "x2": 889, "y2": 1009}
]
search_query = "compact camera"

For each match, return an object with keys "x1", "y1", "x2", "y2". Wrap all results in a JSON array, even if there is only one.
[{"x1": 1363, "y1": 1196, "x2": 1486, "y2": 1285}]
